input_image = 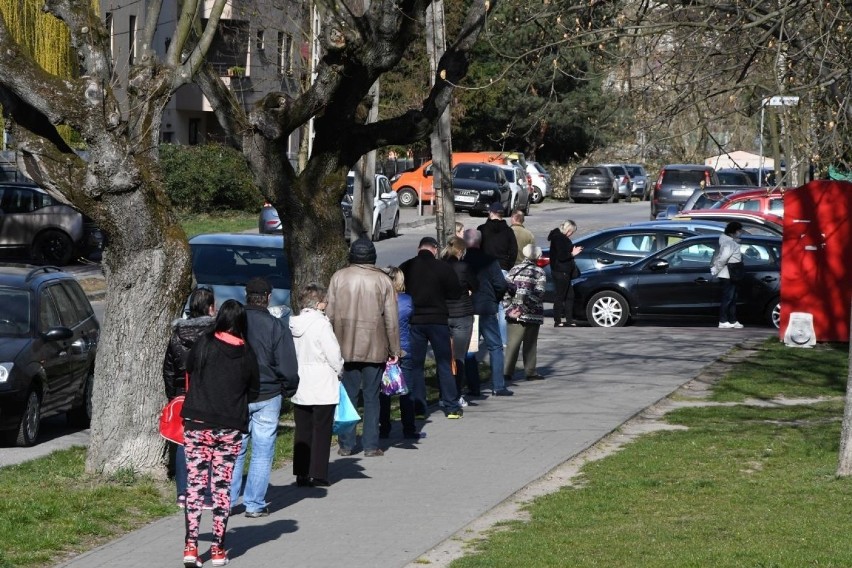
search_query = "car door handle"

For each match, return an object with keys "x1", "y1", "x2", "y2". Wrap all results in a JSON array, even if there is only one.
[
  {"x1": 71, "y1": 339, "x2": 87, "y2": 354},
  {"x1": 597, "y1": 258, "x2": 614, "y2": 264},
  {"x1": 695, "y1": 277, "x2": 710, "y2": 283},
  {"x1": 761, "y1": 276, "x2": 777, "y2": 282}
]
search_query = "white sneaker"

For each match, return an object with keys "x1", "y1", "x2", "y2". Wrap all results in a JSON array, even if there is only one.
[
  {"x1": 458, "y1": 396, "x2": 469, "y2": 408},
  {"x1": 730, "y1": 322, "x2": 744, "y2": 329},
  {"x1": 718, "y1": 322, "x2": 733, "y2": 329}
]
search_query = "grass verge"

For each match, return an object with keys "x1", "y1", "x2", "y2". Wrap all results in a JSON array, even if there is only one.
[
  {"x1": 450, "y1": 341, "x2": 851, "y2": 567},
  {"x1": 177, "y1": 211, "x2": 258, "y2": 238}
]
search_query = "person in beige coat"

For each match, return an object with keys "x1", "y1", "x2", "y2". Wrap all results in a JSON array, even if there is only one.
[
  {"x1": 290, "y1": 283, "x2": 344, "y2": 487},
  {"x1": 510, "y1": 211, "x2": 535, "y2": 266},
  {"x1": 326, "y1": 237, "x2": 401, "y2": 457}
]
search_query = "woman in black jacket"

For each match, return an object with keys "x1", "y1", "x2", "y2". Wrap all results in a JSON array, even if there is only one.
[
  {"x1": 181, "y1": 300, "x2": 260, "y2": 568},
  {"x1": 162, "y1": 288, "x2": 215, "y2": 508},
  {"x1": 547, "y1": 220, "x2": 583, "y2": 327},
  {"x1": 442, "y1": 237, "x2": 479, "y2": 404}
]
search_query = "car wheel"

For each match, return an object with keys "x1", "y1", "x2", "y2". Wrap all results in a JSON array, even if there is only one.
[
  {"x1": 68, "y1": 370, "x2": 94, "y2": 428},
  {"x1": 32, "y1": 230, "x2": 74, "y2": 265},
  {"x1": 531, "y1": 187, "x2": 543, "y2": 204},
  {"x1": 389, "y1": 211, "x2": 400, "y2": 237},
  {"x1": 765, "y1": 297, "x2": 781, "y2": 329},
  {"x1": 397, "y1": 188, "x2": 418, "y2": 208},
  {"x1": 586, "y1": 291, "x2": 629, "y2": 327},
  {"x1": 12, "y1": 390, "x2": 41, "y2": 447},
  {"x1": 371, "y1": 216, "x2": 382, "y2": 242}
]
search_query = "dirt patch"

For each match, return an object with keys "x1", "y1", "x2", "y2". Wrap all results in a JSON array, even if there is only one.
[{"x1": 77, "y1": 277, "x2": 106, "y2": 295}]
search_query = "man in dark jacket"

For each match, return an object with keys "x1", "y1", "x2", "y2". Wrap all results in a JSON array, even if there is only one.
[
  {"x1": 230, "y1": 277, "x2": 300, "y2": 518},
  {"x1": 478, "y1": 202, "x2": 518, "y2": 272},
  {"x1": 464, "y1": 229, "x2": 513, "y2": 396},
  {"x1": 547, "y1": 219, "x2": 583, "y2": 327},
  {"x1": 401, "y1": 236, "x2": 464, "y2": 417}
]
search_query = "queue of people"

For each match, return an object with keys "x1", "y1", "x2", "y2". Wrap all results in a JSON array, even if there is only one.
[{"x1": 164, "y1": 214, "x2": 580, "y2": 567}]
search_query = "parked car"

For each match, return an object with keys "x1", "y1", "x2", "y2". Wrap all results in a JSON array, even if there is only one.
[
  {"x1": 669, "y1": 210, "x2": 783, "y2": 237},
  {"x1": 716, "y1": 169, "x2": 757, "y2": 186},
  {"x1": 452, "y1": 162, "x2": 512, "y2": 215},
  {"x1": 650, "y1": 164, "x2": 720, "y2": 219},
  {"x1": 0, "y1": 265, "x2": 99, "y2": 446},
  {"x1": 599, "y1": 164, "x2": 632, "y2": 200},
  {"x1": 625, "y1": 164, "x2": 649, "y2": 200},
  {"x1": 189, "y1": 233, "x2": 291, "y2": 317},
  {"x1": 498, "y1": 164, "x2": 531, "y2": 215},
  {"x1": 0, "y1": 182, "x2": 104, "y2": 265},
  {"x1": 341, "y1": 173, "x2": 400, "y2": 241},
  {"x1": 679, "y1": 186, "x2": 747, "y2": 214},
  {"x1": 571, "y1": 234, "x2": 782, "y2": 328},
  {"x1": 526, "y1": 161, "x2": 551, "y2": 203},
  {"x1": 258, "y1": 201, "x2": 282, "y2": 234},
  {"x1": 539, "y1": 226, "x2": 699, "y2": 298},
  {"x1": 710, "y1": 187, "x2": 785, "y2": 217},
  {"x1": 569, "y1": 166, "x2": 619, "y2": 203}
]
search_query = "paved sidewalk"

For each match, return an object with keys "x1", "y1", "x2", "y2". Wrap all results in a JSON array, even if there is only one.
[{"x1": 58, "y1": 324, "x2": 773, "y2": 568}]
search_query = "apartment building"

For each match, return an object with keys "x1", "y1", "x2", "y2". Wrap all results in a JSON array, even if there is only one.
[{"x1": 102, "y1": 0, "x2": 304, "y2": 161}]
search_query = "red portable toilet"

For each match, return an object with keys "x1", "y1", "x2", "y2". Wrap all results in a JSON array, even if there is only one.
[{"x1": 781, "y1": 180, "x2": 852, "y2": 342}]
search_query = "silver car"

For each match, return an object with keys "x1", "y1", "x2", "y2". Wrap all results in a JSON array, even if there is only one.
[
  {"x1": 526, "y1": 162, "x2": 551, "y2": 203},
  {"x1": 0, "y1": 183, "x2": 103, "y2": 265}
]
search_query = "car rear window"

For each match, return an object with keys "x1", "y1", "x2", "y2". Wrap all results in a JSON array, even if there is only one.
[
  {"x1": 626, "y1": 166, "x2": 645, "y2": 177},
  {"x1": 192, "y1": 244, "x2": 291, "y2": 290},
  {"x1": 663, "y1": 170, "x2": 707, "y2": 185},
  {"x1": 0, "y1": 286, "x2": 31, "y2": 336},
  {"x1": 608, "y1": 166, "x2": 627, "y2": 176},
  {"x1": 576, "y1": 168, "x2": 606, "y2": 176}
]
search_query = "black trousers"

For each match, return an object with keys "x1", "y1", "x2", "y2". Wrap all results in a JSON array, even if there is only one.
[
  {"x1": 553, "y1": 271, "x2": 575, "y2": 324},
  {"x1": 292, "y1": 404, "x2": 335, "y2": 481}
]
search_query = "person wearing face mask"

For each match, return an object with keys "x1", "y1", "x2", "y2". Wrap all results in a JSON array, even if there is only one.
[{"x1": 711, "y1": 221, "x2": 746, "y2": 329}]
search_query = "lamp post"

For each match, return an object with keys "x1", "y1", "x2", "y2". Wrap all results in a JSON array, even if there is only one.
[{"x1": 758, "y1": 95, "x2": 800, "y2": 186}]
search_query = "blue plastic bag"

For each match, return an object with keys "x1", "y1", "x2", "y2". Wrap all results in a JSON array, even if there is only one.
[
  {"x1": 333, "y1": 382, "x2": 361, "y2": 434},
  {"x1": 381, "y1": 361, "x2": 409, "y2": 396}
]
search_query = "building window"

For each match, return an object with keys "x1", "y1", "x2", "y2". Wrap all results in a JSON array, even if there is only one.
[
  {"x1": 256, "y1": 30, "x2": 264, "y2": 51},
  {"x1": 278, "y1": 32, "x2": 292, "y2": 75},
  {"x1": 128, "y1": 15, "x2": 136, "y2": 66},
  {"x1": 161, "y1": 132, "x2": 174, "y2": 143},
  {"x1": 105, "y1": 13, "x2": 114, "y2": 58},
  {"x1": 188, "y1": 119, "x2": 200, "y2": 145}
]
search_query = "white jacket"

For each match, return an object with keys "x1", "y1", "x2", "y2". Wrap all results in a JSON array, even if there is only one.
[
  {"x1": 289, "y1": 308, "x2": 344, "y2": 406},
  {"x1": 711, "y1": 233, "x2": 742, "y2": 279}
]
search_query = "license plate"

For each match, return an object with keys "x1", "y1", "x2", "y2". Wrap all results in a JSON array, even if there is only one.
[
  {"x1": 673, "y1": 189, "x2": 692, "y2": 196},
  {"x1": 581, "y1": 189, "x2": 600, "y2": 194},
  {"x1": 456, "y1": 195, "x2": 476, "y2": 204}
]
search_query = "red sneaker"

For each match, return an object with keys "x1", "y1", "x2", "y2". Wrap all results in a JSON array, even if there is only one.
[
  {"x1": 183, "y1": 543, "x2": 201, "y2": 568},
  {"x1": 210, "y1": 545, "x2": 229, "y2": 566}
]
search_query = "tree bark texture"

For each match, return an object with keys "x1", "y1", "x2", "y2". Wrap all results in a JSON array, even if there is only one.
[{"x1": 836, "y1": 301, "x2": 852, "y2": 476}]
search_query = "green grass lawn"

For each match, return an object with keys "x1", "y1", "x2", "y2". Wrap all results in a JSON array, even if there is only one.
[
  {"x1": 450, "y1": 341, "x2": 851, "y2": 567},
  {"x1": 177, "y1": 211, "x2": 258, "y2": 238}
]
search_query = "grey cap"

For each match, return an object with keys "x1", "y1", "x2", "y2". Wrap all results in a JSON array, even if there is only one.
[{"x1": 349, "y1": 237, "x2": 377, "y2": 264}]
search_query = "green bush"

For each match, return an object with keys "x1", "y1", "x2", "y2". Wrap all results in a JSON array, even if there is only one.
[{"x1": 159, "y1": 143, "x2": 261, "y2": 213}]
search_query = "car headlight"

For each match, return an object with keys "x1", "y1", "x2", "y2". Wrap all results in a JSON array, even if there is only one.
[
  {"x1": 0, "y1": 362, "x2": 13, "y2": 383},
  {"x1": 479, "y1": 190, "x2": 494, "y2": 196}
]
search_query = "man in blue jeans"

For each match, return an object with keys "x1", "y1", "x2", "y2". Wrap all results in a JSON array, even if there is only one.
[
  {"x1": 231, "y1": 277, "x2": 299, "y2": 518},
  {"x1": 464, "y1": 229, "x2": 513, "y2": 396},
  {"x1": 326, "y1": 237, "x2": 401, "y2": 457},
  {"x1": 401, "y1": 236, "x2": 465, "y2": 417}
]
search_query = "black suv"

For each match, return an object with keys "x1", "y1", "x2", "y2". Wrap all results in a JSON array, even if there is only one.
[
  {"x1": 0, "y1": 265, "x2": 99, "y2": 446},
  {"x1": 650, "y1": 165, "x2": 720, "y2": 219},
  {"x1": 452, "y1": 162, "x2": 512, "y2": 215},
  {"x1": 0, "y1": 183, "x2": 104, "y2": 265}
]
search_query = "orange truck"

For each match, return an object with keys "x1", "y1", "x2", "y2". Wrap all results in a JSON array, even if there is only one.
[{"x1": 390, "y1": 151, "x2": 527, "y2": 207}]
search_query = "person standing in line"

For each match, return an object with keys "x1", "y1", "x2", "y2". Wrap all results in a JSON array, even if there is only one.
[
  {"x1": 163, "y1": 287, "x2": 215, "y2": 509},
  {"x1": 230, "y1": 277, "x2": 300, "y2": 518},
  {"x1": 401, "y1": 236, "x2": 465, "y2": 418},
  {"x1": 289, "y1": 284, "x2": 344, "y2": 488},
  {"x1": 463, "y1": 229, "x2": 513, "y2": 397},
  {"x1": 548, "y1": 220, "x2": 583, "y2": 327},
  {"x1": 181, "y1": 300, "x2": 259, "y2": 568},
  {"x1": 455, "y1": 221, "x2": 465, "y2": 239},
  {"x1": 326, "y1": 237, "x2": 401, "y2": 457},
  {"x1": 441, "y1": 236, "x2": 478, "y2": 407},
  {"x1": 510, "y1": 210, "x2": 535, "y2": 266},
  {"x1": 711, "y1": 221, "x2": 746, "y2": 329},
  {"x1": 379, "y1": 267, "x2": 421, "y2": 439},
  {"x1": 503, "y1": 244, "x2": 547, "y2": 382},
  {"x1": 478, "y1": 202, "x2": 516, "y2": 345}
]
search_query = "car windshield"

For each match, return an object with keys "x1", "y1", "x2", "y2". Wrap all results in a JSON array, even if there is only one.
[
  {"x1": 0, "y1": 286, "x2": 31, "y2": 337},
  {"x1": 192, "y1": 244, "x2": 291, "y2": 289},
  {"x1": 626, "y1": 166, "x2": 644, "y2": 177}
]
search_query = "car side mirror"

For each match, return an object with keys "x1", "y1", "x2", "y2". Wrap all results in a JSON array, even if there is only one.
[
  {"x1": 380, "y1": 192, "x2": 395, "y2": 200},
  {"x1": 42, "y1": 327, "x2": 73, "y2": 341},
  {"x1": 647, "y1": 259, "x2": 669, "y2": 271}
]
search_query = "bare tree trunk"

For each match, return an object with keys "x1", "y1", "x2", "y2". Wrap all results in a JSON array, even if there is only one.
[{"x1": 836, "y1": 301, "x2": 852, "y2": 476}]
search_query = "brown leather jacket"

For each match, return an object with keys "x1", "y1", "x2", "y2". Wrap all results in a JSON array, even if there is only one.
[{"x1": 326, "y1": 264, "x2": 401, "y2": 364}]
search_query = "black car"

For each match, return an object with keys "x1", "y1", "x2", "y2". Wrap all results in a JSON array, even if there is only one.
[
  {"x1": 571, "y1": 234, "x2": 781, "y2": 328},
  {"x1": 569, "y1": 166, "x2": 619, "y2": 203},
  {"x1": 452, "y1": 163, "x2": 512, "y2": 215},
  {"x1": 0, "y1": 265, "x2": 99, "y2": 446},
  {"x1": 650, "y1": 164, "x2": 720, "y2": 219}
]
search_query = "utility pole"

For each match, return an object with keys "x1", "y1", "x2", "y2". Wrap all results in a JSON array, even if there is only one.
[{"x1": 425, "y1": 0, "x2": 454, "y2": 247}]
